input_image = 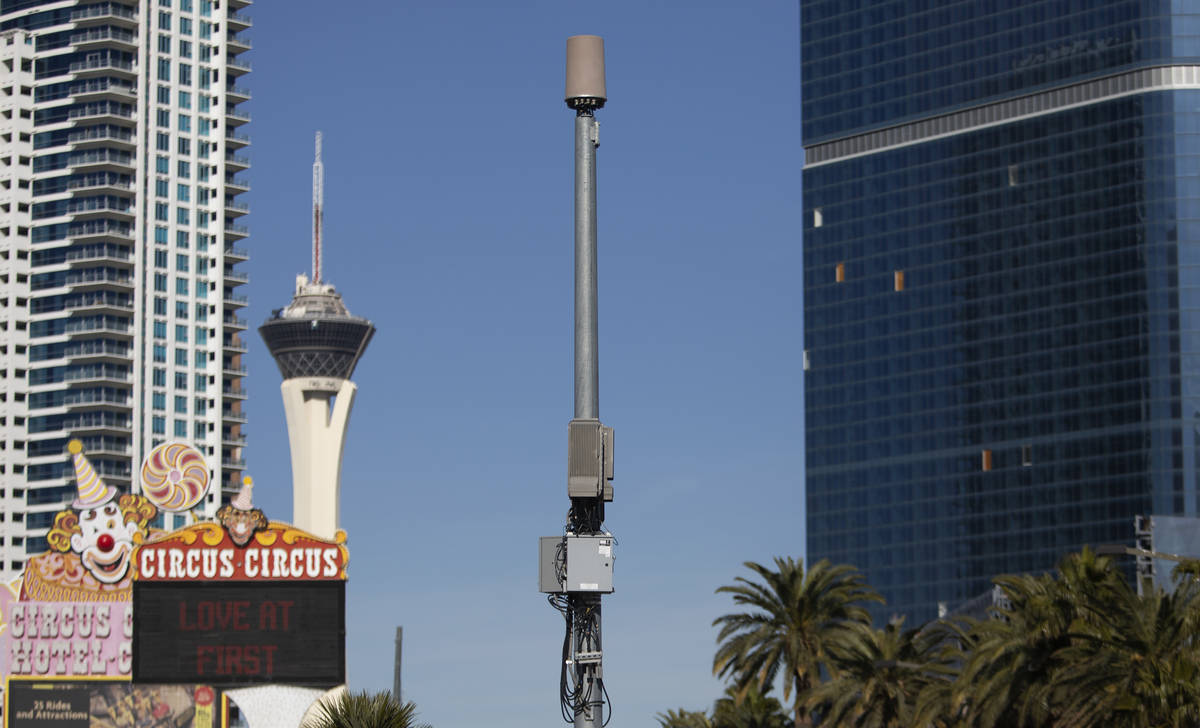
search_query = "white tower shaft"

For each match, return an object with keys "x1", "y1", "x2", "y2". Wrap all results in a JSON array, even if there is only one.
[
  {"x1": 281, "y1": 379, "x2": 357, "y2": 540},
  {"x1": 313, "y1": 131, "x2": 324, "y2": 283}
]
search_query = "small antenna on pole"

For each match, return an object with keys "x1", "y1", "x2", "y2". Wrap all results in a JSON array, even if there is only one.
[{"x1": 313, "y1": 131, "x2": 324, "y2": 283}]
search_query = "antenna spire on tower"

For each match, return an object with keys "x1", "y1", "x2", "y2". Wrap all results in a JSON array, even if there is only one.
[{"x1": 313, "y1": 131, "x2": 324, "y2": 284}]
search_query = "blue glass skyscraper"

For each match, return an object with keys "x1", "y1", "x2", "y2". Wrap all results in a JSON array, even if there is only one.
[{"x1": 803, "y1": 1, "x2": 1200, "y2": 621}]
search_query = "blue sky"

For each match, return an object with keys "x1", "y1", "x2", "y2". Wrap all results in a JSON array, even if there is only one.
[{"x1": 240, "y1": 1, "x2": 802, "y2": 725}]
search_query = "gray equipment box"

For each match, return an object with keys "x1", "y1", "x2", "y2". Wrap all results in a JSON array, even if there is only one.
[
  {"x1": 538, "y1": 534, "x2": 615, "y2": 594},
  {"x1": 567, "y1": 420, "x2": 614, "y2": 501},
  {"x1": 566, "y1": 534, "x2": 614, "y2": 593},
  {"x1": 539, "y1": 536, "x2": 565, "y2": 593}
]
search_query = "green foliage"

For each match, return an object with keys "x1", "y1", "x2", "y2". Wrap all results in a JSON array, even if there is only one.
[
  {"x1": 303, "y1": 691, "x2": 431, "y2": 728},
  {"x1": 658, "y1": 685, "x2": 789, "y2": 728},
  {"x1": 678, "y1": 549, "x2": 1200, "y2": 728},
  {"x1": 712, "y1": 557, "x2": 882, "y2": 727},
  {"x1": 657, "y1": 707, "x2": 714, "y2": 728}
]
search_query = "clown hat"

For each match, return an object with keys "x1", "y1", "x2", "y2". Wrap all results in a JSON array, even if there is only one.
[
  {"x1": 68, "y1": 439, "x2": 117, "y2": 509},
  {"x1": 232, "y1": 476, "x2": 254, "y2": 511}
]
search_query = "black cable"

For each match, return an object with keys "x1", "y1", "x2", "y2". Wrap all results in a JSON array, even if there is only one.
[{"x1": 600, "y1": 677, "x2": 612, "y2": 727}]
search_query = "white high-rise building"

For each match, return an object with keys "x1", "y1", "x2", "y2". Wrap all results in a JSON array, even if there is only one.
[{"x1": 0, "y1": 0, "x2": 250, "y2": 580}]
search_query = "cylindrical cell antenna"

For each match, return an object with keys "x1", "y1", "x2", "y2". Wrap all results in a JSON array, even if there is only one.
[{"x1": 565, "y1": 35, "x2": 606, "y2": 110}]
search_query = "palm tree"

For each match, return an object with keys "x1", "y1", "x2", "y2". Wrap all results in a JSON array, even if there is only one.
[
  {"x1": 1041, "y1": 566, "x2": 1200, "y2": 728},
  {"x1": 712, "y1": 557, "x2": 882, "y2": 727},
  {"x1": 657, "y1": 708, "x2": 713, "y2": 728},
  {"x1": 802, "y1": 616, "x2": 958, "y2": 728},
  {"x1": 952, "y1": 548, "x2": 1136, "y2": 728},
  {"x1": 658, "y1": 685, "x2": 789, "y2": 728},
  {"x1": 303, "y1": 690, "x2": 431, "y2": 728},
  {"x1": 711, "y1": 684, "x2": 790, "y2": 728}
]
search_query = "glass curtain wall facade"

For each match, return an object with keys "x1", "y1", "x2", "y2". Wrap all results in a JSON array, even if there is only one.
[
  {"x1": 803, "y1": 0, "x2": 1200, "y2": 622},
  {"x1": 0, "y1": 0, "x2": 250, "y2": 581}
]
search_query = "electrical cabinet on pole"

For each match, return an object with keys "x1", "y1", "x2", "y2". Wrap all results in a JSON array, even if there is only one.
[{"x1": 539, "y1": 35, "x2": 615, "y2": 728}]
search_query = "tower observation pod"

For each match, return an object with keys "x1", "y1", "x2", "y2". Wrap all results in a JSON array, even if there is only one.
[{"x1": 259, "y1": 133, "x2": 375, "y2": 539}]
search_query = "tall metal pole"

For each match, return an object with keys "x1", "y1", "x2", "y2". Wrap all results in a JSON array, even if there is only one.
[
  {"x1": 393, "y1": 626, "x2": 403, "y2": 703},
  {"x1": 574, "y1": 111, "x2": 599, "y2": 421},
  {"x1": 564, "y1": 34, "x2": 609, "y2": 728}
]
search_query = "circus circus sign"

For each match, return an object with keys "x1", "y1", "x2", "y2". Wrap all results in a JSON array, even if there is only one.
[{"x1": 134, "y1": 523, "x2": 349, "y2": 582}]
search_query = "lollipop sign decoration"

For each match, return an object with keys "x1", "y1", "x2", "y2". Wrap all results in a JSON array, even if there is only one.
[{"x1": 141, "y1": 442, "x2": 211, "y2": 513}]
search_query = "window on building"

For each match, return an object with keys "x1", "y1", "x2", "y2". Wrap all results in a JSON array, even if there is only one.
[
  {"x1": 177, "y1": 231, "x2": 189, "y2": 248},
  {"x1": 158, "y1": 11, "x2": 171, "y2": 29},
  {"x1": 174, "y1": 396, "x2": 187, "y2": 414},
  {"x1": 180, "y1": 18, "x2": 193, "y2": 35},
  {"x1": 179, "y1": 40, "x2": 192, "y2": 59},
  {"x1": 176, "y1": 302, "x2": 189, "y2": 319},
  {"x1": 195, "y1": 303, "x2": 207, "y2": 321},
  {"x1": 176, "y1": 254, "x2": 189, "y2": 272},
  {"x1": 179, "y1": 64, "x2": 192, "y2": 86},
  {"x1": 894, "y1": 270, "x2": 905, "y2": 292},
  {"x1": 178, "y1": 161, "x2": 190, "y2": 178},
  {"x1": 176, "y1": 208, "x2": 188, "y2": 224},
  {"x1": 174, "y1": 420, "x2": 187, "y2": 437},
  {"x1": 154, "y1": 250, "x2": 167, "y2": 268},
  {"x1": 174, "y1": 348, "x2": 187, "y2": 366},
  {"x1": 194, "y1": 398, "x2": 206, "y2": 415},
  {"x1": 156, "y1": 156, "x2": 169, "y2": 173},
  {"x1": 152, "y1": 416, "x2": 166, "y2": 435},
  {"x1": 194, "y1": 373, "x2": 206, "y2": 391},
  {"x1": 153, "y1": 368, "x2": 166, "y2": 387},
  {"x1": 153, "y1": 345, "x2": 167, "y2": 363},
  {"x1": 177, "y1": 184, "x2": 190, "y2": 202},
  {"x1": 1009, "y1": 165, "x2": 1019, "y2": 187},
  {"x1": 153, "y1": 273, "x2": 167, "y2": 292},
  {"x1": 152, "y1": 392, "x2": 165, "y2": 411},
  {"x1": 153, "y1": 297, "x2": 167, "y2": 316},
  {"x1": 154, "y1": 226, "x2": 168, "y2": 244},
  {"x1": 814, "y1": 207, "x2": 823, "y2": 227},
  {"x1": 178, "y1": 115, "x2": 191, "y2": 133},
  {"x1": 155, "y1": 203, "x2": 169, "y2": 221},
  {"x1": 157, "y1": 58, "x2": 170, "y2": 81},
  {"x1": 1022, "y1": 444, "x2": 1033, "y2": 467},
  {"x1": 835, "y1": 262, "x2": 845, "y2": 283},
  {"x1": 175, "y1": 325, "x2": 187, "y2": 343},
  {"x1": 175, "y1": 372, "x2": 188, "y2": 389},
  {"x1": 156, "y1": 85, "x2": 170, "y2": 103},
  {"x1": 177, "y1": 138, "x2": 190, "y2": 155},
  {"x1": 158, "y1": 35, "x2": 170, "y2": 53},
  {"x1": 156, "y1": 109, "x2": 169, "y2": 128},
  {"x1": 153, "y1": 321, "x2": 166, "y2": 338},
  {"x1": 194, "y1": 350, "x2": 207, "y2": 368},
  {"x1": 175, "y1": 278, "x2": 188, "y2": 295},
  {"x1": 157, "y1": 133, "x2": 170, "y2": 151},
  {"x1": 195, "y1": 328, "x2": 207, "y2": 345},
  {"x1": 155, "y1": 179, "x2": 168, "y2": 198},
  {"x1": 982, "y1": 450, "x2": 993, "y2": 472},
  {"x1": 194, "y1": 422, "x2": 206, "y2": 439}
]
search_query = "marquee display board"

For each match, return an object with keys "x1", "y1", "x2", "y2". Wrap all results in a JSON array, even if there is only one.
[
  {"x1": 131, "y1": 582, "x2": 345, "y2": 687},
  {"x1": 4, "y1": 680, "x2": 218, "y2": 728}
]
